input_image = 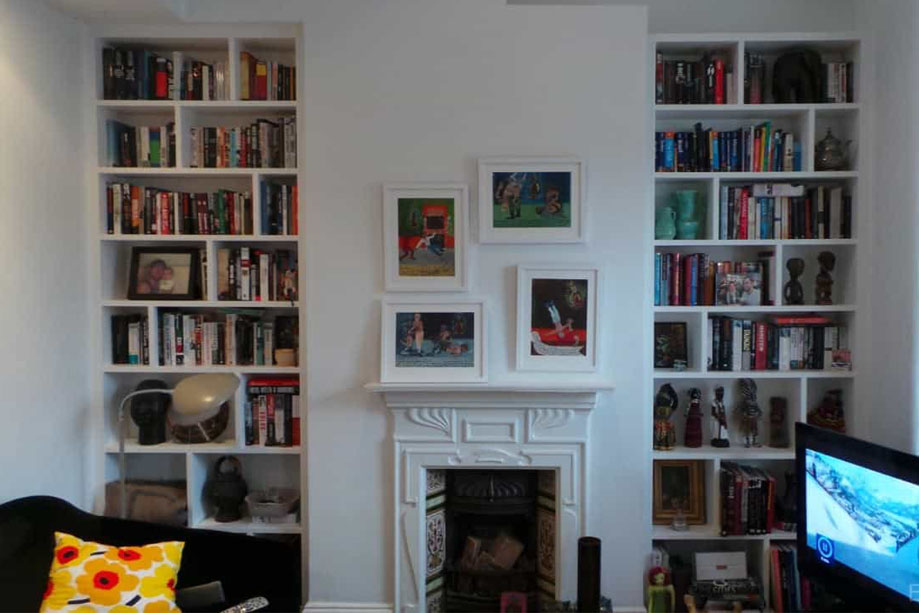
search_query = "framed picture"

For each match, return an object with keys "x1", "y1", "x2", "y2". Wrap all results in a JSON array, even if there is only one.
[
  {"x1": 716, "y1": 270, "x2": 763, "y2": 306},
  {"x1": 478, "y1": 157, "x2": 584, "y2": 243},
  {"x1": 383, "y1": 183, "x2": 469, "y2": 292},
  {"x1": 127, "y1": 247, "x2": 200, "y2": 300},
  {"x1": 653, "y1": 460, "x2": 705, "y2": 525},
  {"x1": 381, "y1": 300, "x2": 486, "y2": 383},
  {"x1": 654, "y1": 322, "x2": 688, "y2": 368},
  {"x1": 516, "y1": 265, "x2": 600, "y2": 372}
]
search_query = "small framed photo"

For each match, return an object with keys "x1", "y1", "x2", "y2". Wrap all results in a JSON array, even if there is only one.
[
  {"x1": 381, "y1": 300, "x2": 486, "y2": 383},
  {"x1": 478, "y1": 157, "x2": 584, "y2": 243},
  {"x1": 516, "y1": 265, "x2": 600, "y2": 372},
  {"x1": 716, "y1": 270, "x2": 763, "y2": 306},
  {"x1": 654, "y1": 322, "x2": 688, "y2": 369},
  {"x1": 382, "y1": 183, "x2": 469, "y2": 291},
  {"x1": 653, "y1": 460, "x2": 705, "y2": 525},
  {"x1": 127, "y1": 247, "x2": 200, "y2": 300}
]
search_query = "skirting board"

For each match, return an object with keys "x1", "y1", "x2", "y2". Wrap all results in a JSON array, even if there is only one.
[{"x1": 303, "y1": 603, "x2": 392, "y2": 613}]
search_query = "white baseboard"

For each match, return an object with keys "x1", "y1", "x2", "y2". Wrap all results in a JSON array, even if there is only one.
[{"x1": 303, "y1": 603, "x2": 393, "y2": 613}]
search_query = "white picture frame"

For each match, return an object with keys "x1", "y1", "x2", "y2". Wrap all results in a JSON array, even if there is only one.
[
  {"x1": 381, "y1": 299, "x2": 487, "y2": 383},
  {"x1": 516, "y1": 264, "x2": 600, "y2": 372},
  {"x1": 477, "y1": 156, "x2": 585, "y2": 243},
  {"x1": 383, "y1": 183, "x2": 469, "y2": 292}
]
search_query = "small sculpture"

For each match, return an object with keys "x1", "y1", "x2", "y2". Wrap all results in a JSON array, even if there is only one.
[
  {"x1": 808, "y1": 389, "x2": 846, "y2": 433},
  {"x1": 684, "y1": 388, "x2": 703, "y2": 448},
  {"x1": 815, "y1": 251, "x2": 836, "y2": 305},
  {"x1": 653, "y1": 384, "x2": 679, "y2": 451},
  {"x1": 710, "y1": 386, "x2": 730, "y2": 448},
  {"x1": 783, "y1": 258, "x2": 805, "y2": 305},
  {"x1": 736, "y1": 378, "x2": 762, "y2": 447},
  {"x1": 814, "y1": 128, "x2": 851, "y2": 171},
  {"x1": 130, "y1": 379, "x2": 170, "y2": 445},
  {"x1": 646, "y1": 566, "x2": 675, "y2": 613},
  {"x1": 768, "y1": 397, "x2": 789, "y2": 448},
  {"x1": 204, "y1": 455, "x2": 248, "y2": 522}
]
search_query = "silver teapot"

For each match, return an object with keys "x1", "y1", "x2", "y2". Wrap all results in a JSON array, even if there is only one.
[{"x1": 815, "y1": 128, "x2": 851, "y2": 171}]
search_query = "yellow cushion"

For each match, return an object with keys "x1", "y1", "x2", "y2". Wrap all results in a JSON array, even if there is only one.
[{"x1": 39, "y1": 532, "x2": 184, "y2": 613}]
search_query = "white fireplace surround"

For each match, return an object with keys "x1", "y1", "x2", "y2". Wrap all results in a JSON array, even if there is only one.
[{"x1": 369, "y1": 383, "x2": 608, "y2": 613}]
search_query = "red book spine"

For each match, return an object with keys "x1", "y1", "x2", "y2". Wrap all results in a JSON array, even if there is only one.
[
  {"x1": 714, "y1": 58, "x2": 725, "y2": 104},
  {"x1": 739, "y1": 190, "x2": 749, "y2": 240},
  {"x1": 291, "y1": 185, "x2": 299, "y2": 235},
  {"x1": 671, "y1": 252, "x2": 682, "y2": 306},
  {"x1": 655, "y1": 52, "x2": 663, "y2": 104},
  {"x1": 771, "y1": 547, "x2": 784, "y2": 613},
  {"x1": 754, "y1": 130, "x2": 762, "y2": 172},
  {"x1": 155, "y1": 66, "x2": 168, "y2": 99},
  {"x1": 767, "y1": 473, "x2": 776, "y2": 532},
  {"x1": 755, "y1": 322, "x2": 767, "y2": 370},
  {"x1": 266, "y1": 393, "x2": 276, "y2": 445},
  {"x1": 106, "y1": 186, "x2": 114, "y2": 234}
]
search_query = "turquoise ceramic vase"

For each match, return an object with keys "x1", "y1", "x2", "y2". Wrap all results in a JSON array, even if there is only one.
[
  {"x1": 655, "y1": 206, "x2": 676, "y2": 240},
  {"x1": 673, "y1": 190, "x2": 703, "y2": 240}
]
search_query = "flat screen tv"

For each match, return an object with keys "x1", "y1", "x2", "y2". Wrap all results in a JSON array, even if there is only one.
[{"x1": 797, "y1": 423, "x2": 919, "y2": 611}]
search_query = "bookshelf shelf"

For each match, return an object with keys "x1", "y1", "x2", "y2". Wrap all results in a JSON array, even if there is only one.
[
  {"x1": 651, "y1": 32, "x2": 863, "y2": 607},
  {"x1": 92, "y1": 26, "x2": 306, "y2": 593}
]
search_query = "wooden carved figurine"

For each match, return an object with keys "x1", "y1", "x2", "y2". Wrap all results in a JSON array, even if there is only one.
[
  {"x1": 736, "y1": 378, "x2": 762, "y2": 447},
  {"x1": 808, "y1": 389, "x2": 846, "y2": 433},
  {"x1": 710, "y1": 385, "x2": 729, "y2": 448},
  {"x1": 769, "y1": 397, "x2": 789, "y2": 448},
  {"x1": 783, "y1": 258, "x2": 805, "y2": 305},
  {"x1": 815, "y1": 251, "x2": 836, "y2": 305},
  {"x1": 684, "y1": 388, "x2": 703, "y2": 448},
  {"x1": 653, "y1": 383, "x2": 679, "y2": 451},
  {"x1": 647, "y1": 566, "x2": 675, "y2": 613}
]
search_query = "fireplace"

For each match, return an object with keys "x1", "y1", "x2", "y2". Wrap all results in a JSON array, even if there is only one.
[
  {"x1": 372, "y1": 385, "x2": 601, "y2": 613},
  {"x1": 425, "y1": 469, "x2": 557, "y2": 611}
]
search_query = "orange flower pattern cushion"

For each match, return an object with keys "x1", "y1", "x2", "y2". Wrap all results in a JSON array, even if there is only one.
[{"x1": 39, "y1": 532, "x2": 184, "y2": 613}]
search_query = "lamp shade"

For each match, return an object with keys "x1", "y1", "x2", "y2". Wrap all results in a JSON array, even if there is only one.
[{"x1": 169, "y1": 374, "x2": 239, "y2": 425}]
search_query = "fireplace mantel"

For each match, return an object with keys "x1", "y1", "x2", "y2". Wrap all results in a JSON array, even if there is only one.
[{"x1": 368, "y1": 381, "x2": 611, "y2": 611}]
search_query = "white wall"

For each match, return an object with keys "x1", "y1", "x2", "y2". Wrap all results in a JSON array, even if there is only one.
[{"x1": 0, "y1": 0, "x2": 90, "y2": 506}]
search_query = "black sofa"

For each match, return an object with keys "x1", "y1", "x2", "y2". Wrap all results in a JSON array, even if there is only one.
[{"x1": 0, "y1": 496, "x2": 300, "y2": 612}]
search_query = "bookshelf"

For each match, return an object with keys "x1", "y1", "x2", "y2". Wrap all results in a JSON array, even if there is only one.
[
  {"x1": 89, "y1": 24, "x2": 305, "y2": 585},
  {"x1": 650, "y1": 32, "x2": 863, "y2": 608}
]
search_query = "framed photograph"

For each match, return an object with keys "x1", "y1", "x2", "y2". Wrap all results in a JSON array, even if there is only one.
[
  {"x1": 383, "y1": 183, "x2": 469, "y2": 292},
  {"x1": 478, "y1": 157, "x2": 584, "y2": 243},
  {"x1": 381, "y1": 300, "x2": 486, "y2": 383},
  {"x1": 516, "y1": 265, "x2": 600, "y2": 372},
  {"x1": 716, "y1": 270, "x2": 763, "y2": 306},
  {"x1": 654, "y1": 322, "x2": 688, "y2": 368},
  {"x1": 653, "y1": 460, "x2": 705, "y2": 525},
  {"x1": 127, "y1": 247, "x2": 200, "y2": 300}
]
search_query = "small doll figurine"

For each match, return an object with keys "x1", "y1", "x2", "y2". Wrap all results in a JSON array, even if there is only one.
[
  {"x1": 647, "y1": 566, "x2": 676, "y2": 613},
  {"x1": 653, "y1": 384, "x2": 679, "y2": 451},
  {"x1": 784, "y1": 258, "x2": 805, "y2": 305},
  {"x1": 769, "y1": 397, "x2": 789, "y2": 448},
  {"x1": 815, "y1": 251, "x2": 836, "y2": 305},
  {"x1": 808, "y1": 389, "x2": 846, "y2": 433},
  {"x1": 710, "y1": 385, "x2": 729, "y2": 448},
  {"x1": 736, "y1": 378, "x2": 762, "y2": 447},
  {"x1": 684, "y1": 388, "x2": 703, "y2": 448}
]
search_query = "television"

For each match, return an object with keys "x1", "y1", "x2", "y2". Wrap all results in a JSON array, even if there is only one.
[{"x1": 797, "y1": 423, "x2": 919, "y2": 611}]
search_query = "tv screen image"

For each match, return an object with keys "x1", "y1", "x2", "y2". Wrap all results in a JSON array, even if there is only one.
[{"x1": 805, "y1": 448, "x2": 919, "y2": 600}]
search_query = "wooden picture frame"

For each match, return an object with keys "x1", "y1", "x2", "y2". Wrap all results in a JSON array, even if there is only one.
[
  {"x1": 127, "y1": 246, "x2": 201, "y2": 300},
  {"x1": 654, "y1": 321, "x2": 688, "y2": 368},
  {"x1": 382, "y1": 183, "x2": 469, "y2": 292},
  {"x1": 516, "y1": 265, "x2": 600, "y2": 372},
  {"x1": 478, "y1": 156, "x2": 585, "y2": 243},
  {"x1": 381, "y1": 299, "x2": 486, "y2": 383},
  {"x1": 653, "y1": 460, "x2": 705, "y2": 525}
]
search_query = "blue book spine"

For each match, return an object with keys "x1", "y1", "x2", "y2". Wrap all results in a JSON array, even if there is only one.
[
  {"x1": 712, "y1": 132, "x2": 720, "y2": 171},
  {"x1": 663, "y1": 134, "x2": 675, "y2": 171},
  {"x1": 690, "y1": 255, "x2": 699, "y2": 306},
  {"x1": 720, "y1": 185, "x2": 729, "y2": 239},
  {"x1": 760, "y1": 198, "x2": 767, "y2": 239},
  {"x1": 654, "y1": 253, "x2": 661, "y2": 306},
  {"x1": 105, "y1": 120, "x2": 119, "y2": 167},
  {"x1": 260, "y1": 181, "x2": 269, "y2": 234},
  {"x1": 793, "y1": 142, "x2": 802, "y2": 171}
]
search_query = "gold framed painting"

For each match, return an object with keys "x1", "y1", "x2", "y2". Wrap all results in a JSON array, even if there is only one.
[{"x1": 652, "y1": 460, "x2": 705, "y2": 525}]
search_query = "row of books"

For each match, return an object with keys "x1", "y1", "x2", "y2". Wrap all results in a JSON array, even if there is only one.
[
  {"x1": 111, "y1": 314, "x2": 150, "y2": 365},
  {"x1": 105, "y1": 183, "x2": 253, "y2": 236},
  {"x1": 216, "y1": 247, "x2": 298, "y2": 302},
  {"x1": 719, "y1": 183, "x2": 852, "y2": 240},
  {"x1": 720, "y1": 462, "x2": 776, "y2": 535},
  {"x1": 101, "y1": 47, "x2": 230, "y2": 101},
  {"x1": 188, "y1": 117, "x2": 297, "y2": 169},
  {"x1": 655, "y1": 122, "x2": 801, "y2": 173},
  {"x1": 260, "y1": 182, "x2": 299, "y2": 236},
  {"x1": 158, "y1": 312, "x2": 296, "y2": 367},
  {"x1": 245, "y1": 378, "x2": 301, "y2": 447},
  {"x1": 708, "y1": 315, "x2": 851, "y2": 372},
  {"x1": 770, "y1": 544, "x2": 809, "y2": 613},
  {"x1": 240, "y1": 51, "x2": 296, "y2": 101},
  {"x1": 105, "y1": 121, "x2": 175, "y2": 168},
  {"x1": 654, "y1": 53, "x2": 734, "y2": 104},
  {"x1": 654, "y1": 255, "x2": 773, "y2": 307}
]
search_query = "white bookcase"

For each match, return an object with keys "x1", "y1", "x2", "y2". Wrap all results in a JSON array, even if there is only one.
[
  {"x1": 650, "y1": 32, "x2": 863, "y2": 607},
  {"x1": 87, "y1": 23, "x2": 306, "y2": 586}
]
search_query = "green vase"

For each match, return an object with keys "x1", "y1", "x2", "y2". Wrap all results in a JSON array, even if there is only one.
[
  {"x1": 672, "y1": 190, "x2": 703, "y2": 239},
  {"x1": 655, "y1": 206, "x2": 676, "y2": 240}
]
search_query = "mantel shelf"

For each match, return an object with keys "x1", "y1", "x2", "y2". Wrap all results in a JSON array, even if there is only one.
[{"x1": 366, "y1": 381, "x2": 613, "y2": 410}]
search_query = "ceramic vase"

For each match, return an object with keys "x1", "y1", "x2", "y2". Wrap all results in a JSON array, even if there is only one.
[
  {"x1": 655, "y1": 206, "x2": 676, "y2": 240},
  {"x1": 673, "y1": 190, "x2": 703, "y2": 239}
]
